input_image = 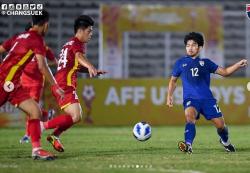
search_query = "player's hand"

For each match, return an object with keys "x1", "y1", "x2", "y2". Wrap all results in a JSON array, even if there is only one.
[
  {"x1": 97, "y1": 70, "x2": 108, "y2": 76},
  {"x1": 56, "y1": 87, "x2": 65, "y2": 100},
  {"x1": 237, "y1": 59, "x2": 248, "y2": 67},
  {"x1": 88, "y1": 65, "x2": 98, "y2": 78},
  {"x1": 52, "y1": 84, "x2": 65, "y2": 100},
  {"x1": 166, "y1": 96, "x2": 174, "y2": 107}
]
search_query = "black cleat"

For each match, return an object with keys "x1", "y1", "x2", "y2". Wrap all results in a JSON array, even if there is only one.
[
  {"x1": 178, "y1": 141, "x2": 193, "y2": 154},
  {"x1": 219, "y1": 139, "x2": 236, "y2": 152}
]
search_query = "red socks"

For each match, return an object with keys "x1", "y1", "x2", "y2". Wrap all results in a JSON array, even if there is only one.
[
  {"x1": 25, "y1": 109, "x2": 49, "y2": 136},
  {"x1": 43, "y1": 114, "x2": 74, "y2": 136},
  {"x1": 41, "y1": 110, "x2": 48, "y2": 121},
  {"x1": 28, "y1": 119, "x2": 41, "y2": 148}
]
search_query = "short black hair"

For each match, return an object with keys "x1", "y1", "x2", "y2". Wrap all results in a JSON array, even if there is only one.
[
  {"x1": 184, "y1": 32, "x2": 204, "y2": 47},
  {"x1": 32, "y1": 10, "x2": 49, "y2": 26},
  {"x1": 74, "y1": 15, "x2": 94, "y2": 34}
]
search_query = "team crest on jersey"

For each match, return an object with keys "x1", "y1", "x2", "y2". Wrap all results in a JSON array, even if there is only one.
[
  {"x1": 182, "y1": 63, "x2": 187, "y2": 67},
  {"x1": 246, "y1": 4, "x2": 250, "y2": 20},
  {"x1": 199, "y1": 61, "x2": 204, "y2": 66},
  {"x1": 186, "y1": 101, "x2": 191, "y2": 106}
]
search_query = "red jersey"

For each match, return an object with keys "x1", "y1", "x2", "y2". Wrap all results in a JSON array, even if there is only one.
[
  {"x1": 0, "y1": 31, "x2": 46, "y2": 85},
  {"x1": 1, "y1": 34, "x2": 18, "y2": 51},
  {"x1": 2, "y1": 34, "x2": 55, "y2": 87},
  {"x1": 21, "y1": 47, "x2": 55, "y2": 87},
  {"x1": 55, "y1": 37, "x2": 85, "y2": 89}
]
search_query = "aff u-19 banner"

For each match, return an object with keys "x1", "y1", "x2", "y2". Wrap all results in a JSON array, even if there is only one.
[
  {"x1": 0, "y1": 79, "x2": 250, "y2": 127},
  {"x1": 75, "y1": 78, "x2": 250, "y2": 125}
]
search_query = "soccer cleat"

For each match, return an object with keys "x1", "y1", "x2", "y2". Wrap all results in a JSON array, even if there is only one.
[
  {"x1": 178, "y1": 141, "x2": 193, "y2": 154},
  {"x1": 219, "y1": 139, "x2": 236, "y2": 152},
  {"x1": 47, "y1": 135, "x2": 64, "y2": 152},
  {"x1": 19, "y1": 135, "x2": 30, "y2": 144},
  {"x1": 32, "y1": 148, "x2": 55, "y2": 160}
]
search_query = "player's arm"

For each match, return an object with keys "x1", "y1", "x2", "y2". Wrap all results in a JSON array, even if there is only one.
[
  {"x1": 46, "y1": 46, "x2": 58, "y2": 65},
  {"x1": 215, "y1": 59, "x2": 248, "y2": 77},
  {"x1": 78, "y1": 66, "x2": 107, "y2": 76},
  {"x1": 0, "y1": 45, "x2": 6, "y2": 63},
  {"x1": 0, "y1": 45, "x2": 6, "y2": 54},
  {"x1": 75, "y1": 52, "x2": 98, "y2": 78},
  {"x1": 36, "y1": 54, "x2": 64, "y2": 98},
  {"x1": 166, "y1": 76, "x2": 178, "y2": 107}
]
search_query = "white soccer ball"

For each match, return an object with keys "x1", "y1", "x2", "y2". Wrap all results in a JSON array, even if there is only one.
[
  {"x1": 133, "y1": 122, "x2": 151, "y2": 141},
  {"x1": 247, "y1": 82, "x2": 250, "y2": 91}
]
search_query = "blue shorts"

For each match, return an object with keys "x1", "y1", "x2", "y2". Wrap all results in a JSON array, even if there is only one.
[{"x1": 183, "y1": 98, "x2": 222, "y2": 120}]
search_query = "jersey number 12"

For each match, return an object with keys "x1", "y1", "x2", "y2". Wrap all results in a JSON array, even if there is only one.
[{"x1": 191, "y1": 68, "x2": 199, "y2": 77}]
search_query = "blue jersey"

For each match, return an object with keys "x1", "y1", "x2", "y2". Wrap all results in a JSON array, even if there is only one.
[{"x1": 172, "y1": 56, "x2": 218, "y2": 100}]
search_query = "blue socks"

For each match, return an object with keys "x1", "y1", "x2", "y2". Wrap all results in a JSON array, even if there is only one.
[
  {"x1": 184, "y1": 122, "x2": 196, "y2": 145},
  {"x1": 217, "y1": 126, "x2": 229, "y2": 143}
]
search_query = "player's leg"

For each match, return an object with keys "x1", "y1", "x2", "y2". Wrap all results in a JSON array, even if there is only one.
[
  {"x1": 202, "y1": 99, "x2": 235, "y2": 152},
  {"x1": 178, "y1": 106, "x2": 197, "y2": 153},
  {"x1": 20, "y1": 85, "x2": 55, "y2": 143},
  {"x1": 18, "y1": 98, "x2": 55, "y2": 160},
  {"x1": 184, "y1": 107, "x2": 197, "y2": 144},
  {"x1": 0, "y1": 84, "x2": 54, "y2": 160},
  {"x1": 19, "y1": 85, "x2": 40, "y2": 144},
  {"x1": 20, "y1": 108, "x2": 53, "y2": 144},
  {"x1": 44, "y1": 103, "x2": 81, "y2": 152},
  {"x1": 43, "y1": 87, "x2": 81, "y2": 152},
  {"x1": 211, "y1": 117, "x2": 235, "y2": 152},
  {"x1": 178, "y1": 99, "x2": 201, "y2": 153},
  {"x1": 56, "y1": 102, "x2": 82, "y2": 134},
  {"x1": 33, "y1": 86, "x2": 54, "y2": 121},
  {"x1": 44, "y1": 103, "x2": 81, "y2": 133}
]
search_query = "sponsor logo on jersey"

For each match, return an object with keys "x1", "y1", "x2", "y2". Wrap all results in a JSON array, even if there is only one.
[{"x1": 186, "y1": 101, "x2": 191, "y2": 106}]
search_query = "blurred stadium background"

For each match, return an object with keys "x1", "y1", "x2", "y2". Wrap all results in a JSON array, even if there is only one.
[
  {"x1": 0, "y1": 0, "x2": 250, "y2": 127},
  {"x1": 1, "y1": 1, "x2": 250, "y2": 173}
]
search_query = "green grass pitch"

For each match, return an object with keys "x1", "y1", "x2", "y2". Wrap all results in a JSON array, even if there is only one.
[{"x1": 1, "y1": 126, "x2": 250, "y2": 173}]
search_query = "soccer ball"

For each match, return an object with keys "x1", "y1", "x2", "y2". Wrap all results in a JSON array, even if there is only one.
[{"x1": 133, "y1": 122, "x2": 151, "y2": 141}]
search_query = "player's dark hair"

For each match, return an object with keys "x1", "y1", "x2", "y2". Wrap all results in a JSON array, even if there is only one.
[
  {"x1": 184, "y1": 32, "x2": 204, "y2": 47},
  {"x1": 74, "y1": 15, "x2": 94, "y2": 34},
  {"x1": 32, "y1": 10, "x2": 49, "y2": 26},
  {"x1": 25, "y1": 22, "x2": 32, "y2": 31}
]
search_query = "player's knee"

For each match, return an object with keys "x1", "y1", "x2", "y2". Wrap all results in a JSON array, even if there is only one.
[
  {"x1": 71, "y1": 113, "x2": 82, "y2": 123},
  {"x1": 213, "y1": 118, "x2": 225, "y2": 129},
  {"x1": 185, "y1": 113, "x2": 196, "y2": 123},
  {"x1": 216, "y1": 122, "x2": 225, "y2": 129},
  {"x1": 29, "y1": 107, "x2": 42, "y2": 119}
]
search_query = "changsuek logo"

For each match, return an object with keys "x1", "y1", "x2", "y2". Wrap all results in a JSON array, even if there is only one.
[{"x1": 1, "y1": 3, "x2": 43, "y2": 15}]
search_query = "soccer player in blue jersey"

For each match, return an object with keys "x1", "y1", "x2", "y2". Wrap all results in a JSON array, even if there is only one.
[{"x1": 166, "y1": 32, "x2": 248, "y2": 153}]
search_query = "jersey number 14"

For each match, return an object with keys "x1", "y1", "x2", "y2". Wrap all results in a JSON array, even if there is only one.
[{"x1": 57, "y1": 48, "x2": 68, "y2": 70}]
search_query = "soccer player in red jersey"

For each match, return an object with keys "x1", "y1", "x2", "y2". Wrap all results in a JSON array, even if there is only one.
[
  {"x1": 42, "y1": 15, "x2": 105, "y2": 152},
  {"x1": 19, "y1": 46, "x2": 57, "y2": 143},
  {"x1": 0, "y1": 23, "x2": 57, "y2": 144},
  {"x1": 0, "y1": 10, "x2": 64, "y2": 160}
]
